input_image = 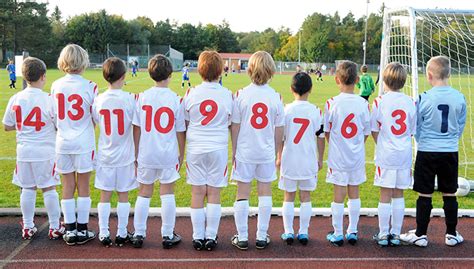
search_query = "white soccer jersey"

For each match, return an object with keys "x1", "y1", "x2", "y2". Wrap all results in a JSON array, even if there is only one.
[
  {"x1": 183, "y1": 82, "x2": 233, "y2": 154},
  {"x1": 92, "y1": 89, "x2": 136, "y2": 167},
  {"x1": 51, "y1": 74, "x2": 98, "y2": 154},
  {"x1": 281, "y1": 101, "x2": 324, "y2": 180},
  {"x1": 2, "y1": 88, "x2": 56, "y2": 162},
  {"x1": 133, "y1": 87, "x2": 185, "y2": 169},
  {"x1": 371, "y1": 91, "x2": 416, "y2": 169},
  {"x1": 232, "y1": 83, "x2": 285, "y2": 164},
  {"x1": 324, "y1": 93, "x2": 371, "y2": 171}
]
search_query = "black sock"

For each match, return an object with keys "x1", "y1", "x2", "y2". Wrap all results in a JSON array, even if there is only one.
[
  {"x1": 188, "y1": 82, "x2": 191, "y2": 87},
  {"x1": 77, "y1": 223, "x2": 88, "y2": 231},
  {"x1": 415, "y1": 196, "x2": 432, "y2": 236},
  {"x1": 65, "y1": 223, "x2": 76, "y2": 232},
  {"x1": 443, "y1": 196, "x2": 458, "y2": 236},
  {"x1": 181, "y1": 82, "x2": 184, "y2": 87}
]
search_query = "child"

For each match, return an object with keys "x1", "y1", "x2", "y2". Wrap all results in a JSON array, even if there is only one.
[
  {"x1": 7, "y1": 60, "x2": 16, "y2": 89},
  {"x1": 325, "y1": 61, "x2": 370, "y2": 247},
  {"x1": 51, "y1": 44, "x2": 97, "y2": 246},
  {"x1": 182, "y1": 51, "x2": 233, "y2": 251},
  {"x1": 357, "y1": 65, "x2": 375, "y2": 101},
  {"x1": 181, "y1": 62, "x2": 191, "y2": 89},
  {"x1": 400, "y1": 56, "x2": 466, "y2": 247},
  {"x1": 92, "y1": 57, "x2": 138, "y2": 247},
  {"x1": 2, "y1": 57, "x2": 64, "y2": 240},
  {"x1": 315, "y1": 68, "x2": 323, "y2": 82},
  {"x1": 277, "y1": 72, "x2": 325, "y2": 245},
  {"x1": 131, "y1": 60, "x2": 138, "y2": 77},
  {"x1": 231, "y1": 51, "x2": 285, "y2": 250},
  {"x1": 131, "y1": 54, "x2": 185, "y2": 249},
  {"x1": 371, "y1": 62, "x2": 416, "y2": 246}
]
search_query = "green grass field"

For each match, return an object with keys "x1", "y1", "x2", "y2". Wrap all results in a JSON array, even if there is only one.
[{"x1": 1, "y1": 69, "x2": 473, "y2": 209}]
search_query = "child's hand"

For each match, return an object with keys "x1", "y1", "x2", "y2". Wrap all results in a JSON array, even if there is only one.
[
  {"x1": 178, "y1": 155, "x2": 184, "y2": 170},
  {"x1": 275, "y1": 158, "x2": 281, "y2": 170},
  {"x1": 318, "y1": 160, "x2": 323, "y2": 171}
]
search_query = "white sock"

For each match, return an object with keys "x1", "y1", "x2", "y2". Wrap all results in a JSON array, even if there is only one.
[
  {"x1": 282, "y1": 201, "x2": 295, "y2": 234},
  {"x1": 299, "y1": 202, "x2": 312, "y2": 235},
  {"x1": 206, "y1": 203, "x2": 221, "y2": 240},
  {"x1": 391, "y1": 198, "x2": 405, "y2": 235},
  {"x1": 191, "y1": 208, "x2": 205, "y2": 240},
  {"x1": 97, "y1": 202, "x2": 111, "y2": 237},
  {"x1": 160, "y1": 194, "x2": 176, "y2": 238},
  {"x1": 117, "y1": 202, "x2": 131, "y2": 238},
  {"x1": 234, "y1": 200, "x2": 249, "y2": 241},
  {"x1": 347, "y1": 198, "x2": 361, "y2": 234},
  {"x1": 133, "y1": 196, "x2": 150, "y2": 236},
  {"x1": 377, "y1": 202, "x2": 391, "y2": 236},
  {"x1": 43, "y1": 190, "x2": 60, "y2": 230},
  {"x1": 20, "y1": 189, "x2": 36, "y2": 229},
  {"x1": 76, "y1": 197, "x2": 91, "y2": 224},
  {"x1": 257, "y1": 196, "x2": 272, "y2": 240},
  {"x1": 61, "y1": 199, "x2": 76, "y2": 225},
  {"x1": 331, "y1": 202, "x2": 344, "y2": 236}
]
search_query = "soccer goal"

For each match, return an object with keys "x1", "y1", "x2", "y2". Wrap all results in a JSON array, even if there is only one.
[{"x1": 379, "y1": 7, "x2": 474, "y2": 182}]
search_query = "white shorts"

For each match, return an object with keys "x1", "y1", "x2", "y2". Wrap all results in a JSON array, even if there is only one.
[
  {"x1": 232, "y1": 160, "x2": 277, "y2": 183},
  {"x1": 137, "y1": 165, "x2": 180, "y2": 185},
  {"x1": 278, "y1": 176, "x2": 317, "y2": 192},
  {"x1": 326, "y1": 167, "x2": 366, "y2": 186},
  {"x1": 186, "y1": 149, "x2": 229, "y2": 188},
  {"x1": 95, "y1": 163, "x2": 138, "y2": 192},
  {"x1": 56, "y1": 151, "x2": 95, "y2": 174},
  {"x1": 374, "y1": 166, "x2": 412, "y2": 190},
  {"x1": 13, "y1": 159, "x2": 60, "y2": 189}
]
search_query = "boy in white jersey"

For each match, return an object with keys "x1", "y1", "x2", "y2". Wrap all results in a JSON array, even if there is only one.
[
  {"x1": 325, "y1": 61, "x2": 370, "y2": 246},
  {"x1": 92, "y1": 58, "x2": 138, "y2": 247},
  {"x1": 51, "y1": 44, "x2": 97, "y2": 245},
  {"x1": 231, "y1": 51, "x2": 284, "y2": 250},
  {"x1": 3, "y1": 58, "x2": 64, "y2": 240},
  {"x1": 131, "y1": 54, "x2": 186, "y2": 249},
  {"x1": 277, "y1": 72, "x2": 325, "y2": 246},
  {"x1": 371, "y1": 63, "x2": 416, "y2": 246},
  {"x1": 183, "y1": 51, "x2": 233, "y2": 251}
]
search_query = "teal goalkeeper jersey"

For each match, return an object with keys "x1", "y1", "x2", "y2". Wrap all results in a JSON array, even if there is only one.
[{"x1": 357, "y1": 73, "x2": 375, "y2": 96}]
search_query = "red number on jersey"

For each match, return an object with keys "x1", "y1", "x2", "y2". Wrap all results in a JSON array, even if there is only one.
[
  {"x1": 341, "y1": 113, "x2": 358, "y2": 139},
  {"x1": 99, "y1": 109, "x2": 125, "y2": 136},
  {"x1": 391, "y1": 109, "x2": 407, "y2": 135},
  {"x1": 56, "y1": 93, "x2": 85, "y2": 121},
  {"x1": 200, "y1": 99, "x2": 218, "y2": 126},
  {"x1": 250, "y1": 103, "x2": 269, "y2": 129},
  {"x1": 142, "y1": 105, "x2": 175, "y2": 133},
  {"x1": 293, "y1": 118, "x2": 310, "y2": 144},
  {"x1": 12, "y1": 105, "x2": 45, "y2": 131}
]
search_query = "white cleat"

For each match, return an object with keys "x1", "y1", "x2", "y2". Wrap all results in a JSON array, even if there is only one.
[
  {"x1": 445, "y1": 232, "x2": 464, "y2": 247},
  {"x1": 400, "y1": 229, "x2": 428, "y2": 247}
]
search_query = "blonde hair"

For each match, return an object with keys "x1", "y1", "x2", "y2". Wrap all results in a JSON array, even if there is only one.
[
  {"x1": 247, "y1": 51, "x2": 275, "y2": 85},
  {"x1": 57, "y1": 44, "x2": 89, "y2": 73},
  {"x1": 336, "y1": 60, "x2": 358, "y2": 85},
  {"x1": 383, "y1": 62, "x2": 407, "y2": 91},
  {"x1": 427, "y1": 55, "x2": 450, "y2": 80}
]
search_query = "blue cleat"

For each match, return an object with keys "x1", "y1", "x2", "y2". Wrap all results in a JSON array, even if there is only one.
[
  {"x1": 297, "y1": 234, "x2": 309, "y2": 245},
  {"x1": 389, "y1": 234, "x2": 401, "y2": 246},
  {"x1": 327, "y1": 232, "x2": 344, "y2": 247},
  {"x1": 346, "y1": 233, "x2": 358, "y2": 245},
  {"x1": 372, "y1": 233, "x2": 389, "y2": 247},
  {"x1": 281, "y1": 233, "x2": 294, "y2": 245}
]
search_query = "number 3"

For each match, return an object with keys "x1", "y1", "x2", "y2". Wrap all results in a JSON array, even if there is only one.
[{"x1": 391, "y1": 109, "x2": 407, "y2": 135}]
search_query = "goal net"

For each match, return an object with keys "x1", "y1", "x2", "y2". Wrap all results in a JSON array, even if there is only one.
[{"x1": 379, "y1": 8, "x2": 474, "y2": 179}]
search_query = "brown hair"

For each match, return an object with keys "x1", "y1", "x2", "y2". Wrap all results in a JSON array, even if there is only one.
[
  {"x1": 148, "y1": 54, "x2": 173, "y2": 82},
  {"x1": 427, "y1": 55, "x2": 450, "y2": 80},
  {"x1": 247, "y1": 51, "x2": 276, "y2": 85},
  {"x1": 383, "y1": 62, "x2": 407, "y2": 91},
  {"x1": 198, "y1": 51, "x2": 223, "y2": 82},
  {"x1": 360, "y1": 65, "x2": 368, "y2": 73},
  {"x1": 336, "y1": 60, "x2": 358, "y2": 85},
  {"x1": 57, "y1": 44, "x2": 89, "y2": 73},
  {"x1": 22, "y1": 57, "x2": 47, "y2": 83},
  {"x1": 102, "y1": 57, "x2": 126, "y2": 84}
]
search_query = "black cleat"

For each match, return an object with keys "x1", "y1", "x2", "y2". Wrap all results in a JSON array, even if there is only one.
[
  {"x1": 162, "y1": 232, "x2": 182, "y2": 249},
  {"x1": 231, "y1": 234, "x2": 248, "y2": 250},
  {"x1": 205, "y1": 236, "x2": 218, "y2": 251},
  {"x1": 63, "y1": 229, "x2": 77, "y2": 246},
  {"x1": 131, "y1": 235, "x2": 145, "y2": 248},
  {"x1": 192, "y1": 239, "x2": 205, "y2": 251},
  {"x1": 76, "y1": 230, "x2": 96, "y2": 245},
  {"x1": 99, "y1": 235, "x2": 113, "y2": 247},
  {"x1": 115, "y1": 232, "x2": 132, "y2": 247},
  {"x1": 256, "y1": 235, "x2": 271, "y2": 250}
]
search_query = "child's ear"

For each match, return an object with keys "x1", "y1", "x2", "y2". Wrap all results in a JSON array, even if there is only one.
[
  {"x1": 335, "y1": 76, "x2": 340, "y2": 85},
  {"x1": 355, "y1": 76, "x2": 360, "y2": 84}
]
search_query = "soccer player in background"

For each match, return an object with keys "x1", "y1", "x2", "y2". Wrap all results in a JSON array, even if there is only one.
[
  {"x1": 92, "y1": 57, "x2": 138, "y2": 247},
  {"x1": 277, "y1": 72, "x2": 325, "y2": 246},
  {"x1": 357, "y1": 65, "x2": 375, "y2": 101},
  {"x1": 131, "y1": 54, "x2": 185, "y2": 249},
  {"x1": 182, "y1": 51, "x2": 233, "y2": 251},
  {"x1": 231, "y1": 51, "x2": 284, "y2": 250},
  {"x1": 400, "y1": 56, "x2": 466, "y2": 247},
  {"x1": 3, "y1": 57, "x2": 64, "y2": 240},
  {"x1": 131, "y1": 60, "x2": 138, "y2": 77},
  {"x1": 51, "y1": 44, "x2": 98, "y2": 246},
  {"x1": 325, "y1": 61, "x2": 370, "y2": 247},
  {"x1": 6, "y1": 60, "x2": 16, "y2": 89},
  {"x1": 371, "y1": 62, "x2": 416, "y2": 246},
  {"x1": 181, "y1": 62, "x2": 191, "y2": 88}
]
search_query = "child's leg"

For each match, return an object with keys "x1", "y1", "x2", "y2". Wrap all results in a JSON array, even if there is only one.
[
  {"x1": 160, "y1": 182, "x2": 176, "y2": 238},
  {"x1": 442, "y1": 193, "x2": 458, "y2": 236},
  {"x1": 42, "y1": 186, "x2": 61, "y2": 230},
  {"x1": 415, "y1": 194, "x2": 432, "y2": 237},
  {"x1": 61, "y1": 172, "x2": 77, "y2": 231},
  {"x1": 234, "y1": 182, "x2": 251, "y2": 241},
  {"x1": 191, "y1": 185, "x2": 206, "y2": 240},
  {"x1": 98, "y1": 191, "x2": 112, "y2": 237},
  {"x1": 332, "y1": 185, "x2": 346, "y2": 236},
  {"x1": 21, "y1": 188, "x2": 37, "y2": 228},
  {"x1": 205, "y1": 186, "x2": 222, "y2": 240},
  {"x1": 117, "y1": 192, "x2": 131, "y2": 238},
  {"x1": 299, "y1": 191, "x2": 312, "y2": 235},
  {"x1": 282, "y1": 191, "x2": 296, "y2": 235},
  {"x1": 347, "y1": 185, "x2": 361, "y2": 234},
  {"x1": 181, "y1": 80, "x2": 185, "y2": 88},
  {"x1": 256, "y1": 182, "x2": 272, "y2": 240},
  {"x1": 76, "y1": 172, "x2": 92, "y2": 231},
  {"x1": 134, "y1": 183, "x2": 153, "y2": 236},
  {"x1": 391, "y1": 189, "x2": 405, "y2": 235},
  {"x1": 378, "y1": 188, "x2": 392, "y2": 236}
]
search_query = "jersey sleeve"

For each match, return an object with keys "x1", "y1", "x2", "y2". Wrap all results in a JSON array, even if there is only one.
[
  {"x1": 2, "y1": 96, "x2": 15, "y2": 127},
  {"x1": 182, "y1": 95, "x2": 190, "y2": 122},
  {"x1": 91, "y1": 99, "x2": 99, "y2": 124},
  {"x1": 132, "y1": 94, "x2": 141, "y2": 126},
  {"x1": 274, "y1": 97, "x2": 285, "y2": 127},
  {"x1": 175, "y1": 96, "x2": 186, "y2": 132},
  {"x1": 323, "y1": 99, "x2": 332, "y2": 132},
  {"x1": 370, "y1": 98, "x2": 381, "y2": 132},
  {"x1": 457, "y1": 95, "x2": 467, "y2": 138},
  {"x1": 231, "y1": 91, "x2": 241, "y2": 124},
  {"x1": 369, "y1": 76, "x2": 375, "y2": 92},
  {"x1": 415, "y1": 94, "x2": 426, "y2": 142}
]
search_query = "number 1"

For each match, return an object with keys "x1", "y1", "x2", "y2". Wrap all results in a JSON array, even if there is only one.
[{"x1": 437, "y1": 104, "x2": 449, "y2": 133}]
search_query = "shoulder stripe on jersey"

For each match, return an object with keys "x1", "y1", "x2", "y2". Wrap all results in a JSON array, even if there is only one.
[
  {"x1": 180, "y1": 97, "x2": 183, "y2": 104},
  {"x1": 134, "y1": 93, "x2": 139, "y2": 100},
  {"x1": 374, "y1": 99, "x2": 378, "y2": 108},
  {"x1": 326, "y1": 101, "x2": 331, "y2": 110},
  {"x1": 93, "y1": 84, "x2": 98, "y2": 94},
  {"x1": 186, "y1": 88, "x2": 191, "y2": 96}
]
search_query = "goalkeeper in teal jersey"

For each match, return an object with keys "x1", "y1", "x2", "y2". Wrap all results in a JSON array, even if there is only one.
[{"x1": 356, "y1": 65, "x2": 375, "y2": 101}]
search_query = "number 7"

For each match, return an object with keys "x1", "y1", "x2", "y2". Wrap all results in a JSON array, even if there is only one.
[{"x1": 293, "y1": 118, "x2": 310, "y2": 144}]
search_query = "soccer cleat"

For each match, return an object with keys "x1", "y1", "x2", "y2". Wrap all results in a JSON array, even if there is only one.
[
  {"x1": 162, "y1": 232, "x2": 182, "y2": 249},
  {"x1": 115, "y1": 232, "x2": 132, "y2": 247},
  {"x1": 131, "y1": 234, "x2": 145, "y2": 248},
  {"x1": 99, "y1": 235, "x2": 113, "y2": 247},
  {"x1": 231, "y1": 234, "x2": 249, "y2": 251},
  {"x1": 372, "y1": 233, "x2": 389, "y2": 247},
  {"x1": 281, "y1": 233, "x2": 294, "y2": 245},
  {"x1": 327, "y1": 232, "x2": 344, "y2": 247},
  {"x1": 346, "y1": 233, "x2": 358, "y2": 245},
  {"x1": 76, "y1": 229, "x2": 96, "y2": 245},
  {"x1": 445, "y1": 232, "x2": 464, "y2": 247},
  {"x1": 297, "y1": 234, "x2": 309, "y2": 246},
  {"x1": 192, "y1": 239, "x2": 205, "y2": 251},
  {"x1": 389, "y1": 234, "x2": 401, "y2": 246},
  {"x1": 400, "y1": 230, "x2": 428, "y2": 247},
  {"x1": 256, "y1": 235, "x2": 271, "y2": 250},
  {"x1": 22, "y1": 226, "x2": 38, "y2": 240},
  {"x1": 48, "y1": 225, "x2": 66, "y2": 240},
  {"x1": 205, "y1": 236, "x2": 218, "y2": 251},
  {"x1": 63, "y1": 229, "x2": 77, "y2": 246}
]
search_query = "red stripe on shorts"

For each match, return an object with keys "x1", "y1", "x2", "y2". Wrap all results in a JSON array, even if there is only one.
[
  {"x1": 91, "y1": 150, "x2": 95, "y2": 160},
  {"x1": 52, "y1": 163, "x2": 56, "y2": 176},
  {"x1": 224, "y1": 165, "x2": 228, "y2": 177}
]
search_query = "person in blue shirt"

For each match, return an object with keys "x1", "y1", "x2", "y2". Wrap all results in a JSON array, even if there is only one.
[
  {"x1": 131, "y1": 60, "x2": 138, "y2": 77},
  {"x1": 6, "y1": 60, "x2": 16, "y2": 89},
  {"x1": 181, "y1": 62, "x2": 191, "y2": 89},
  {"x1": 400, "y1": 56, "x2": 466, "y2": 247}
]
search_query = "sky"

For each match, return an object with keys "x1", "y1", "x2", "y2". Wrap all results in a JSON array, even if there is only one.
[{"x1": 45, "y1": 0, "x2": 473, "y2": 33}]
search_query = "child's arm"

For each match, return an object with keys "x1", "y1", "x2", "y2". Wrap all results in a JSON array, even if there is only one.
[
  {"x1": 372, "y1": 132, "x2": 379, "y2": 143},
  {"x1": 317, "y1": 137, "x2": 325, "y2": 171},
  {"x1": 4, "y1": 124, "x2": 15, "y2": 131},
  {"x1": 177, "y1": 131, "x2": 186, "y2": 169},
  {"x1": 458, "y1": 97, "x2": 467, "y2": 138},
  {"x1": 133, "y1": 125, "x2": 140, "y2": 164},
  {"x1": 3, "y1": 98, "x2": 16, "y2": 132},
  {"x1": 274, "y1": 126, "x2": 284, "y2": 166},
  {"x1": 231, "y1": 123, "x2": 240, "y2": 162},
  {"x1": 370, "y1": 76, "x2": 375, "y2": 93},
  {"x1": 276, "y1": 140, "x2": 284, "y2": 169}
]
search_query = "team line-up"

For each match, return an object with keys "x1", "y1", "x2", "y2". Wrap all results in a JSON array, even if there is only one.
[{"x1": 2, "y1": 44, "x2": 466, "y2": 251}]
